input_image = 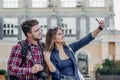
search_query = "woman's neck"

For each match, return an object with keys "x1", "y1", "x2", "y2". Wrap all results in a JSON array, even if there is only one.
[{"x1": 55, "y1": 43, "x2": 64, "y2": 50}]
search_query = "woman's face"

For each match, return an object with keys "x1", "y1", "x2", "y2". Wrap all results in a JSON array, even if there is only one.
[{"x1": 54, "y1": 29, "x2": 65, "y2": 44}]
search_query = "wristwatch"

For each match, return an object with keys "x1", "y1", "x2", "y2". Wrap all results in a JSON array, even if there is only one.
[{"x1": 98, "y1": 26, "x2": 103, "y2": 30}]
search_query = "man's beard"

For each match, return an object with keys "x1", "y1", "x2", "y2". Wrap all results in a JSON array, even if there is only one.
[{"x1": 32, "y1": 35, "x2": 41, "y2": 41}]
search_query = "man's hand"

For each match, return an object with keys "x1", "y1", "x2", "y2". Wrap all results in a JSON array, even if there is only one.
[{"x1": 31, "y1": 64, "x2": 43, "y2": 73}]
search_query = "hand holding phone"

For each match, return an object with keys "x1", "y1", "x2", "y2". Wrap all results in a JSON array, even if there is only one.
[{"x1": 96, "y1": 17, "x2": 105, "y2": 29}]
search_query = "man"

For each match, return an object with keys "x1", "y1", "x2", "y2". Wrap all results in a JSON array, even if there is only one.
[{"x1": 7, "y1": 19, "x2": 47, "y2": 80}]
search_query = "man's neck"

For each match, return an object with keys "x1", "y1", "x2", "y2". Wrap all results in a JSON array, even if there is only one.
[{"x1": 27, "y1": 38, "x2": 38, "y2": 45}]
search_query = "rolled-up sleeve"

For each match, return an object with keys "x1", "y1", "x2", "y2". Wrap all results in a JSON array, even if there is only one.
[
  {"x1": 50, "y1": 59, "x2": 61, "y2": 80},
  {"x1": 7, "y1": 44, "x2": 32, "y2": 77}
]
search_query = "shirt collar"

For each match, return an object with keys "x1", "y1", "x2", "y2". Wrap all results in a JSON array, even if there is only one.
[{"x1": 25, "y1": 38, "x2": 41, "y2": 47}]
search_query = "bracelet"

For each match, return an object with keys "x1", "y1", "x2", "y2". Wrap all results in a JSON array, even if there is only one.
[{"x1": 98, "y1": 26, "x2": 103, "y2": 30}]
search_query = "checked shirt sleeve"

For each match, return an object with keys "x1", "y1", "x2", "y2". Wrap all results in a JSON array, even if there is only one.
[{"x1": 7, "y1": 44, "x2": 32, "y2": 77}]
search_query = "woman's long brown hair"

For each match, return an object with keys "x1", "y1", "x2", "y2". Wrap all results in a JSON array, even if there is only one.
[
  {"x1": 45, "y1": 27, "x2": 62, "y2": 51},
  {"x1": 45, "y1": 27, "x2": 62, "y2": 80}
]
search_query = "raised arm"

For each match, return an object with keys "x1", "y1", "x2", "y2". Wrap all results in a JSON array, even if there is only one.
[{"x1": 69, "y1": 18, "x2": 105, "y2": 52}]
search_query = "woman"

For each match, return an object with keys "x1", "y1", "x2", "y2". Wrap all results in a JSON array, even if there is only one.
[{"x1": 44, "y1": 19, "x2": 105, "y2": 80}]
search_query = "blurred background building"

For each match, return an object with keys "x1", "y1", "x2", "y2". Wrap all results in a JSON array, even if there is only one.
[{"x1": 0, "y1": 0, "x2": 120, "y2": 79}]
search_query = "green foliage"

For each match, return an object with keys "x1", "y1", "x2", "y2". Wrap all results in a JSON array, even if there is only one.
[
  {"x1": 95, "y1": 59, "x2": 120, "y2": 75},
  {"x1": 102, "y1": 59, "x2": 115, "y2": 68},
  {"x1": 0, "y1": 69, "x2": 9, "y2": 79},
  {"x1": 0, "y1": 70, "x2": 6, "y2": 75}
]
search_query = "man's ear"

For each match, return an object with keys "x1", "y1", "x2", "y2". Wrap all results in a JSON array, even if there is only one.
[{"x1": 27, "y1": 32, "x2": 31, "y2": 37}]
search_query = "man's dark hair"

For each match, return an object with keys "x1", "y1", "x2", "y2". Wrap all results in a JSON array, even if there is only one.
[{"x1": 21, "y1": 19, "x2": 39, "y2": 37}]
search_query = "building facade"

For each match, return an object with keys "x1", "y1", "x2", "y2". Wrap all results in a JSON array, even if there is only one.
[{"x1": 0, "y1": 0, "x2": 120, "y2": 78}]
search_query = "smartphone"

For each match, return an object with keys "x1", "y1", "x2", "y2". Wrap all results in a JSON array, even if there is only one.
[{"x1": 96, "y1": 17, "x2": 100, "y2": 22}]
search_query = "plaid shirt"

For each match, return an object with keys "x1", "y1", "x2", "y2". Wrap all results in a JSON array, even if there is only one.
[{"x1": 7, "y1": 39, "x2": 45, "y2": 80}]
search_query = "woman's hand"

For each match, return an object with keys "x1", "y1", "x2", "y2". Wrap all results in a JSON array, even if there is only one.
[
  {"x1": 91, "y1": 18, "x2": 105, "y2": 37},
  {"x1": 44, "y1": 51, "x2": 56, "y2": 72},
  {"x1": 96, "y1": 17, "x2": 105, "y2": 29},
  {"x1": 44, "y1": 51, "x2": 51, "y2": 62}
]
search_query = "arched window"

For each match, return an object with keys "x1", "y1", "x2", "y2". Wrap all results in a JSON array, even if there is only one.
[
  {"x1": 3, "y1": 0, "x2": 18, "y2": 8},
  {"x1": 61, "y1": 0, "x2": 76, "y2": 7},
  {"x1": 32, "y1": 0, "x2": 48, "y2": 8},
  {"x1": 89, "y1": 0, "x2": 105, "y2": 7}
]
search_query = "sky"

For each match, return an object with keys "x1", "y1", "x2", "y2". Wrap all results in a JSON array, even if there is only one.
[{"x1": 114, "y1": 0, "x2": 120, "y2": 30}]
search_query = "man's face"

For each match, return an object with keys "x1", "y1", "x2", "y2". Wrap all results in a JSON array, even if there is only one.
[{"x1": 30, "y1": 25, "x2": 42, "y2": 41}]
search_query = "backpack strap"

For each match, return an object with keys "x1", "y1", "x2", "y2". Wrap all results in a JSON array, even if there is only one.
[
  {"x1": 18, "y1": 40, "x2": 29, "y2": 66},
  {"x1": 9, "y1": 40, "x2": 29, "y2": 80},
  {"x1": 18, "y1": 40, "x2": 45, "y2": 66}
]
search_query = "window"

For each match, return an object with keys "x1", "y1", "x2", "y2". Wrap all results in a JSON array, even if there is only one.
[
  {"x1": 109, "y1": 18, "x2": 114, "y2": 28},
  {"x1": 3, "y1": 18, "x2": 18, "y2": 36},
  {"x1": 89, "y1": 0, "x2": 105, "y2": 7},
  {"x1": 61, "y1": 18, "x2": 76, "y2": 35},
  {"x1": 61, "y1": 0, "x2": 76, "y2": 7},
  {"x1": 32, "y1": 0, "x2": 48, "y2": 8},
  {"x1": 33, "y1": 18, "x2": 47, "y2": 35},
  {"x1": 80, "y1": 18, "x2": 86, "y2": 37},
  {"x1": 51, "y1": 18, "x2": 57, "y2": 27},
  {"x1": 109, "y1": 42, "x2": 115, "y2": 57},
  {"x1": 3, "y1": 0, "x2": 18, "y2": 8}
]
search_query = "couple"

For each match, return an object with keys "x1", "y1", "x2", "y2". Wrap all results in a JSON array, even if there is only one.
[{"x1": 7, "y1": 19, "x2": 105, "y2": 80}]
